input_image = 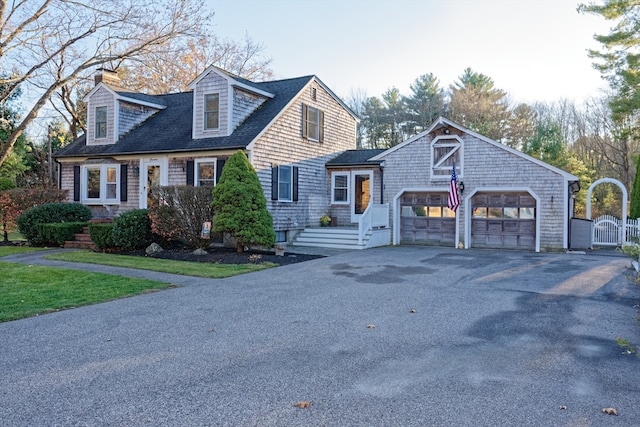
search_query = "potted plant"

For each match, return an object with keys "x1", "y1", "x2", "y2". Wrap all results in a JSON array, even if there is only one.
[{"x1": 320, "y1": 215, "x2": 331, "y2": 227}]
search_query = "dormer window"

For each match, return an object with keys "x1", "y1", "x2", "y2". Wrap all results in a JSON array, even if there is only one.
[
  {"x1": 95, "y1": 106, "x2": 107, "y2": 139},
  {"x1": 204, "y1": 93, "x2": 219, "y2": 130},
  {"x1": 302, "y1": 103, "x2": 324, "y2": 142}
]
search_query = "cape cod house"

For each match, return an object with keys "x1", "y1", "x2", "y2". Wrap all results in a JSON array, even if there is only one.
[{"x1": 55, "y1": 68, "x2": 580, "y2": 252}]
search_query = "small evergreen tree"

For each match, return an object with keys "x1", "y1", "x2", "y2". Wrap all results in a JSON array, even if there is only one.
[
  {"x1": 630, "y1": 159, "x2": 640, "y2": 219},
  {"x1": 212, "y1": 151, "x2": 275, "y2": 252}
]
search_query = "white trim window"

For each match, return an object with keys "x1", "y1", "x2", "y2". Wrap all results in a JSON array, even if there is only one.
[
  {"x1": 195, "y1": 158, "x2": 216, "y2": 187},
  {"x1": 204, "y1": 93, "x2": 220, "y2": 130},
  {"x1": 331, "y1": 172, "x2": 349, "y2": 204},
  {"x1": 95, "y1": 106, "x2": 107, "y2": 139},
  {"x1": 431, "y1": 135, "x2": 463, "y2": 179},
  {"x1": 83, "y1": 164, "x2": 119, "y2": 203}
]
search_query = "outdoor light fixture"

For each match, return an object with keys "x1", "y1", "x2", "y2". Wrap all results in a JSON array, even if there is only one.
[
  {"x1": 132, "y1": 166, "x2": 140, "y2": 177},
  {"x1": 458, "y1": 181, "x2": 465, "y2": 194},
  {"x1": 443, "y1": 127, "x2": 450, "y2": 134}
]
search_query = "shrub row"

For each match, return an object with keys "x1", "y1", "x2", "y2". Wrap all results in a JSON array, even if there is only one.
[
  {"x1": 37, "y1": 222, "x2": 87, "y2": 247},
  {"x1": 17, "y1": 203, "x2": 92, "y2": 246}
]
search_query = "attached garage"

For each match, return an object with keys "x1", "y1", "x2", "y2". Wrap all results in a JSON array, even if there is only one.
[
  {"x1": 400, "y1": 192, "x2": 455, "y2": 245},
  {"x1": 470, "y1": 192, "x2": 536, "y2": 250}
]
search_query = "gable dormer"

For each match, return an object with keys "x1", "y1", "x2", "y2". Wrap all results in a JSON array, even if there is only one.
[
  {"x1": 84, "y1": 69, "x2": 166, "y2": 146},
  {"x1": 189, "y1": 66, "x2": 274, "y2": 140}
]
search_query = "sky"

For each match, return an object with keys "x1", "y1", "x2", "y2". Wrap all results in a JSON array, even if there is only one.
[{"x1": 206, "y1": 0, "x2": 614, "y2": 105}]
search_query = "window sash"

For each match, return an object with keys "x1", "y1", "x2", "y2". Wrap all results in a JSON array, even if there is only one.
[
  {"x1": 278, "y1": 166, "x2": 292, "y2": 201},
  {"x1": 306, "y1": 106, "x2": 320, "y2": 141},
  {"x1": 84, "y1": 165, "x2": 119, "y2": 202},
  {"x1": 95, "y1": 106, "x2": 107, "y2": 138},
  {"x1": 204, "y1": 94, "x2": 219, "y2": 130},
  {"x1": 197, "y1": 161, "x2": 215, "y2": 187},
  {"x1": 332, "y1": 173, "x2": 349, "y2": 203}
]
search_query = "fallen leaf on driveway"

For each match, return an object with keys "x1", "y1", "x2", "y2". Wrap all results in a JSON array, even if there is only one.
[
  {"x1": 293, "y1": 401, "x2": 311, "y2": 409},
  {"x1": 558, "y1": 405, "x2": 567, "y2": 410},
  {"x1": 602, "y1": 407, "x2": 618, "y2": 415},
  {"x1": 366, "y1": 324, "x2": 375, "y2": 329},
  {"x1": 409, "y1": 309, "x2": 416, "y2": 313}
]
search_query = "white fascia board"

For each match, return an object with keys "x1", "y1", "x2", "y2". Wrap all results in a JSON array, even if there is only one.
[
  {"x1": 431, "y1": 116, "x2": 579, "y2": 181},
  {"x1": 115, "y1": 94, "x2": 166, "y2": 110},
  {"x1": 246, "y1": 77, "x2": 314, "y2": 151},
  {"x1": 311, "y1": 76, "x2": 360, "y2": 123},
  {"x1": 189, "y1": 65, "x2": 274, "y2": 98},
  {"x1": 83, "y1": 82, "x2": 116, "y2": 102}
]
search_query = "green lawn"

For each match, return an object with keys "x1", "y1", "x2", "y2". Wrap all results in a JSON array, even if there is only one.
[
  {"x1": 45, "y1": 250, "x2": 276, "y2": 278},
  {"x1": 0, "y1": 246, "x2": 45, "y2": 257},
  {"x1": 1, "y1": 247, "x2": 275, "y2": 322},
  {"x1": 0, "y1": 262, "x2": 173, "y2": 322}
]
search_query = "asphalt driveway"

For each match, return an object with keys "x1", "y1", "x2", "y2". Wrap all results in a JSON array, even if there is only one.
[{"x1": 1, "y1": 246, "x2": 639, "y2": 426}]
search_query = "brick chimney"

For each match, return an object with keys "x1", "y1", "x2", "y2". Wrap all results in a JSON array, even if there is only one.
[{"x1": 94, "y1": 68, "x2": 121, "y2": 87}]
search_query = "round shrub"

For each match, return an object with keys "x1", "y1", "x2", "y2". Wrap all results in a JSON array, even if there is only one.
[
  {"x1": 112, "y1": 209, "x2": 151, "y2": 251},
  {"x1": 17, "y1": 203, "x2": 92, "y2": 246}
]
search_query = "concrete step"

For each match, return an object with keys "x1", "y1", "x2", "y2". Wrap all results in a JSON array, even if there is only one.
[{"x1": 293, "y1": 227, "x2": 370, "y2": 250}]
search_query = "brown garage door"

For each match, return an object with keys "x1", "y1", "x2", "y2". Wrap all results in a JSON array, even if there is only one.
[
  {"x1": 471, "y1": 192, "x2": 536, "y2": 250},
  {"x1": 400, "y1": 192, "x2": 455, "y2": 245}
]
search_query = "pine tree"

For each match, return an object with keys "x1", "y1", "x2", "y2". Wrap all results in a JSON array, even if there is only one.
[{"x1": 212, "y1": 150, "x2": 275, "y2": 252}]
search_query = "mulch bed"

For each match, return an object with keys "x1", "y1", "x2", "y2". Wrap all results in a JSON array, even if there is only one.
[{"x1": 125, "y1": 245, "x2": 324, "y2": 266}]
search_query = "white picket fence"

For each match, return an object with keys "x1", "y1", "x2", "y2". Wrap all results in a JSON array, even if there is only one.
[{"x1": 592, "y1": 214, "x2": 640, "y2": 246}]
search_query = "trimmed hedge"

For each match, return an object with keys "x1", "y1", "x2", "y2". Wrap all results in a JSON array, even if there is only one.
[
  {"x1": 37, "y1": 222, "x2": 87, "y2": 247},
  {"x1": 89, "y1": 223, "x2": 115, "y2": 251},
  {"x1": 112, "y1": 209, "x2": 151, "y2": 251},
  {"x1": 17, "y1": 203, "x2": 92, "y2": 246}
]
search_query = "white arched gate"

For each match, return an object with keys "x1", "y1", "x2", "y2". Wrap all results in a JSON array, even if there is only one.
[{"x1": 586, "y1": 178, "x2": 628, "y2": 246}]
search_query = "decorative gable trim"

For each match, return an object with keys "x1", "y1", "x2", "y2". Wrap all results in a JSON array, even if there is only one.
[
  {"x1": 188, "y1": 65, "x2": 275, "y2": 99},
  {"x1": 371, "y1": 116, "x2": 579, "y2": 181},
  {"x1": 246, "y1": 76, "x2": 352, "y2": 151},
  {"x1": 83, "y1": 83, "x2": 166, "y2": 110}
]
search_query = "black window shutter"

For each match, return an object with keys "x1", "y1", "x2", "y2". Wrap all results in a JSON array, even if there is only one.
[
  {"x1": 301, "y1": 103, "x2": 308, "y2": 139},
  {"x1": 271, "y1": 165, "x2": 278, "y2": 200},
  {"x1": 319, "y1": 110, "x2": 325, "y2": 143},
  {"x1": 120, "y1": 164, "x2": 128, "y2": 202},
  {"x1": 186, "y1": 160, "x2": 194, "y2": 186},
  {"x1": 73, "y1": 165, "x2": 80, "y2": 201},
  {"x1": 216, "y1": 158, "x2": 226, "y2": 184},
  {"x1": 292, "y1": 166, "x2": 299, "y2": 201}
]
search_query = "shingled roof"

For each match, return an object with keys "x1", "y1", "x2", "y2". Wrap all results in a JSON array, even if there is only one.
[
  {"x1": 55, "y1": 75, "x2": 315, "y2": 158},
  {"x1": 326, "y1": 149, "x2": 386, "y2": 167}
]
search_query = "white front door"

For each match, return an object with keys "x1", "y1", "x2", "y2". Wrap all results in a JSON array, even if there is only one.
[
  {"x1": 351, "y1": 171, "x2": 373, "y2": 223},
  {"x1": 140, "y1": 158, "x2": 168, "y2": 208}
]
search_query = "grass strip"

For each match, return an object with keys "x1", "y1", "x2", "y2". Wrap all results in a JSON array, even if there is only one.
[
  {"x1": 45, "y1": 250, "x2": 276, "y2": 278},
  {"x1": 0, "y1": 246, "x2": 46, "y2": 257},
  {"x1": 0, "y1": 262, "x2": 173, "y2": 322}
]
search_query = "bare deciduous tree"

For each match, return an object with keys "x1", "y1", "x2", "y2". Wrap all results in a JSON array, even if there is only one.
[{"x1": 0, "y1": 0, "x2": 213, "y2": 167}]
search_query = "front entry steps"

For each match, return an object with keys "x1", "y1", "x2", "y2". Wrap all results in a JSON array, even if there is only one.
[
  {"x1": 64, "y1": 226, "x2": 96, "y2": 250},
  {"x1": 292, "y1": 227, "x2": 371, "y2": 250},
  {"x1": 63, "y1": 219, "x2": 112, "y2": 251}
]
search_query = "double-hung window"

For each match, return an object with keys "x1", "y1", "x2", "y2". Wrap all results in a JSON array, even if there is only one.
[
  {"x1": 95, "y1": 106, "x2": 107, "y2": 139},
  {"x1": 278, "y1": 166, "x2": 292, "y2": 201},
  {"x1": 195, "y1": 159, "x2": 216, "y2": 187},
  {"x1": 271, "y1": 165, "x2": 299, "y2": 202},
  {"x1": 332, "y1": 172, "x2": 349, "y2": 204},
  {"x1": 302, "y1": 103, "x2": 324, "y2": 142},
  {"x1": 204, "y1": 93, "x2": 219, "y2": 130},
  {"x1": 84, "y1": 164, "x2": 119, "y2": 203}
]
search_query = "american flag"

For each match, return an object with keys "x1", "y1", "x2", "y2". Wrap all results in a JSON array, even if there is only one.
[{"x1": 448, "y1": 162, "x2": 460, "y2": 212}]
